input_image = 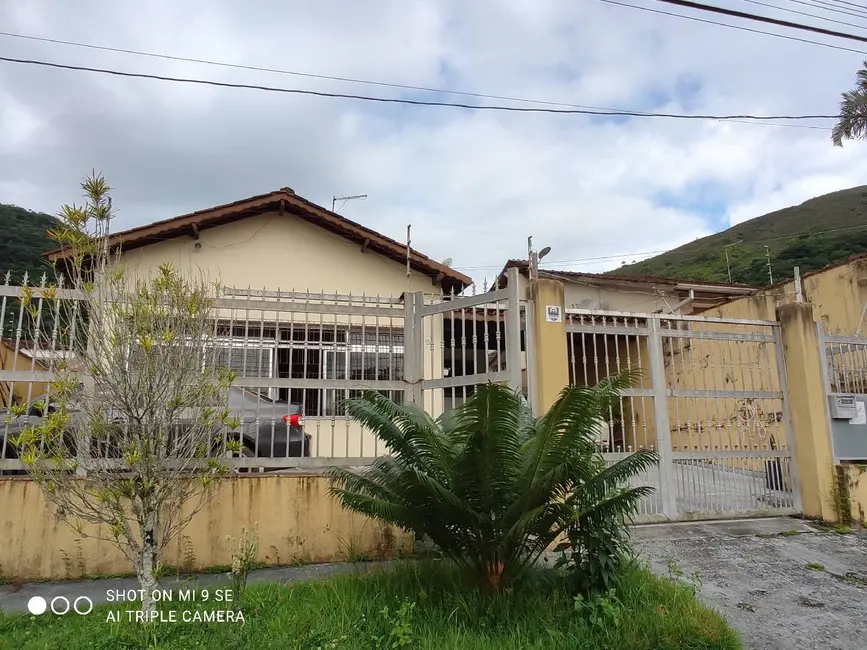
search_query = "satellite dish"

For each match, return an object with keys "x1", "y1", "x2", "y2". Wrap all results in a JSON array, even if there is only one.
[
  {"x1": 539, "y1": 246, "x2": 552, "y2": 260},
  {"x1": 442, "y1": 257, "x2": 453, "y2": 268}
]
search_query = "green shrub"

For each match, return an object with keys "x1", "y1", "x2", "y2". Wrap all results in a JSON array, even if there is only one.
[{"x1": 329, "y1": 378, "x2": 657, "y2": 593}]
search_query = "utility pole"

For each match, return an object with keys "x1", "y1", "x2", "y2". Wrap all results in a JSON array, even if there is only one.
[
  {"x1": 765, "y1": 246, "x2": 774, "y2": 285},
  {"x1": 722, "y1": 241, "x2": 741, "y2": 283}
]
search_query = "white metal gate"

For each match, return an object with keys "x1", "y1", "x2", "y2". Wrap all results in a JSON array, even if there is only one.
[
  {"x1": 405, "y1": 267, "x2": 525, "y2": 412},
  {"x1": 566, "y1": 309, "x2": 800, "y2": 522}
]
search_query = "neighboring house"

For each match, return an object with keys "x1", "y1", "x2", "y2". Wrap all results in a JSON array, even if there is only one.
[
  {"x1": 44, "y1": 187, "x2": 471, "y2": 456},
  {"x1": 0, "y1": 339, "x2": 63, "y2": 406},
  {"x1": 496, "y1": 260, "x2": 757, "y2": 315}
]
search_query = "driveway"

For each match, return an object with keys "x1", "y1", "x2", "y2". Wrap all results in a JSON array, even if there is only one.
[{"x1": 634, "y1": 518, "x2": 867, "y2": 650}]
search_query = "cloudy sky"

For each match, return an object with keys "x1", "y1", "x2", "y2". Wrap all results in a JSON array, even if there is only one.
[{"x1": 2, "y1": 0, "x2": 866, "y2": 285}]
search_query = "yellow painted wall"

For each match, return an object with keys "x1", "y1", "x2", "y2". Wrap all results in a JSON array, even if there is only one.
[
  {"x1": 844, "y1": 463, "x2": 867, "y2": 525},
  {"x1": 700, "y1": 256, "x2": 867, "y2": 335},
  {"x1": 0, "y1": 476, "x2": 411, "y2": 581},
  {"x1": 0, "y1": 346, "x2": 48, "y2": 406},
  {"x1": 117, "y1": 212, "x2": 438, "y2": 298}
]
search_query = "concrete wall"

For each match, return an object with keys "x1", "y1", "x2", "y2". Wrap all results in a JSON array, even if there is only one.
[
  {"x1": 117, "y1": 212, "x2": 438, "y2": 298},
  {"x1": 843, "y1": 463, "x2": 867, "y2": 525},
  {"x1": 700, "y1": 256, "x2": 867, "y2": 334},
  {"x1": 0, "y1": 476, "x2": 411, "y2": 581}
]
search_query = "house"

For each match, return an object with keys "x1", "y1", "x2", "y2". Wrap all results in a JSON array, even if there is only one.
[
  {"x1": 0, "y1": 339, "x2": 74, "y2": 406},
  {"x1": 495, "y1": 260, "x2": 757, "y2": 315},
  {"x1": 45, "y1": 187, "x2": 471, "y2": 457}
]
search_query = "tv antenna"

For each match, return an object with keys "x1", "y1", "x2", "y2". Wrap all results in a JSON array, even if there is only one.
[{"x1": 332, "y1": 194, "x2": 367, "y2": 213}]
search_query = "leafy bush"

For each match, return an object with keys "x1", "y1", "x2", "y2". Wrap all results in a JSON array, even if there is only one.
[{"x1": 328, "y1": 377, "x2": 658, "y2": 593}]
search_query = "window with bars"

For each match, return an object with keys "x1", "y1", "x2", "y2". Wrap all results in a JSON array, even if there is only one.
[{"x1": 209, "y1": 324, "x2": 405, "y2": 416}]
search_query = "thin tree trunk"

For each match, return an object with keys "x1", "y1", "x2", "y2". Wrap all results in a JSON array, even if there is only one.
[{"x1": 137, "y1": 511, "x2": 159, "y2": 616}]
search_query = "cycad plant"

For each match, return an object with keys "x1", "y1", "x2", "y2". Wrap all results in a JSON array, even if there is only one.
[{"x1": 328, "y1": 374, "x2": 658, "y2": 592}]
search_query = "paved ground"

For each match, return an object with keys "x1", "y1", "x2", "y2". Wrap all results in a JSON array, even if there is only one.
[
  {"x1": 2, "y1": 518, "x2": 864, "y2": 650},
  {"x1": 622, "y1": 461, "x2": 796, "y2": 520},
  {"x1": 634, "y1": 518, "x2": 867, "y2": 650}
]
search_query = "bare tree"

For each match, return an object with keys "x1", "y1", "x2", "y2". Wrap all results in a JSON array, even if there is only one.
[{"x1": 11, "y1": 174, "x2": 240, "y2": 615}]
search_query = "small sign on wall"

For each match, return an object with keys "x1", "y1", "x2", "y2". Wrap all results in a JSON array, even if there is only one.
[{"x1": 545, "y1": 305, "x2": 562, "y2": 323}]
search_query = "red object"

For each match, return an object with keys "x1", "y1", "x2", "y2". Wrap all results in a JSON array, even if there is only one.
[{"x1": 283, "y1": 414, "x2": 302, "y2": 427}]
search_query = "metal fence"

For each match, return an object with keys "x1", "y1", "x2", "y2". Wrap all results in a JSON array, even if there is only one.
[
  {"x1": 0, "y1": 268, "x2": 525, "y2": 473},
  {"x1": 566, "y1": 309, "x2": 799, "y2": 522}
]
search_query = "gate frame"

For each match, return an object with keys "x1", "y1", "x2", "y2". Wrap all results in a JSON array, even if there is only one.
[{"x1": 565, "y1": 307, "x2": 802, "y2": 521}]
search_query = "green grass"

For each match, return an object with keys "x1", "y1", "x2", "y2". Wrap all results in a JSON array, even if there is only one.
[
  {"x1": 0, "y1": 561, "x2": 740, "y2": 650},
  {"x1": 806, "y1": 563, "x2": 825, "y2": 572}
]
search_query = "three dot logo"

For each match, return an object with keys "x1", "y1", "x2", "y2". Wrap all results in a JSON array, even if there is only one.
[{"x1": 27, "y1": 595, "x2": 93, "y2": 616}]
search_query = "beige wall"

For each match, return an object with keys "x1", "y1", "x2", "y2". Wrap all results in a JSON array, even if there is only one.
[
  {"x1": 844, "y1": 463, "x2": 867, "y2": 525},
  {"x1": 701, "y1": 257, "x2": 867, "y2": 335},
  {"x1": 117, "y1": 212, "x2": 437, "y2": 298},
  {"x1": 0, "y1": 346, "x2": 48, "y2": 406},
  {"x1": 0, "y1": 476, "x2": 411, "y2": 581}
]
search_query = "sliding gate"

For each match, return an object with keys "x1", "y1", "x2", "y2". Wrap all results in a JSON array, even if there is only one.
[{"x1": 566, "y1": 309, "x2": 800, "y2": 522}]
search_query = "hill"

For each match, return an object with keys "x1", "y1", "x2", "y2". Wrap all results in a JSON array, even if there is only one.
[
  {"x1": 612, "y1": 186, "x2": 867, "y2": 286},
  {"x1": 0, "y1": 204, "x2": 59, "y2": 284}
]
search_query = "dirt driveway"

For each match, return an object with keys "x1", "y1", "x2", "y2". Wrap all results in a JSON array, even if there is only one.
[{"x1": 634, "y1": 518, "x2": 867, "y2": 650}]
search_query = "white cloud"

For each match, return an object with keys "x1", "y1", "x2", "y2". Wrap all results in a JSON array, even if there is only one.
[{"x1": 1, "y1": 0, "x2": 866, "y2": 288}]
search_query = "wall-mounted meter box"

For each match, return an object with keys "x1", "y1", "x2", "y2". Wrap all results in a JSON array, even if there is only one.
[{"x1": 829, "y1": 394, "x2": 857, "y2": 419}]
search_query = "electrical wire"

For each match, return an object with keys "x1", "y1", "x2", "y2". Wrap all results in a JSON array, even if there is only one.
[
  {"x1": 0, "y1": 30, "x2": 739, "y2": 116},
  {"x1": 597, "y1": 0, "x2": 867, "y2": 55},
  {"x1": 654, "y1": 0, "x2": 867, "y2": 43},
  {"x1": 455, "y1": 222, "x2": 867, "y2": 271},
  {"x1": 822, "y1": 0, "x2": 867, "y2": 11},
  {"x1": 0, "y1": 55, "x2": 844, "y2": 122},
  {"x1": 783, "y1": 0, "x2": 867, "y2": 21},
  {"x1": 0, "y1": 31, "x2": 830, "y2": 131},
  {"x1": 808, "y1": 0, "x2": 867, "y2": 18},
  {"x1": 737, "y1": 0, "x2": 867, "y2": 30}
]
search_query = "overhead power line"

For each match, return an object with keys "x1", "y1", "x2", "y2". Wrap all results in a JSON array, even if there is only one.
[
  {"x1": 655, "y1": 0, "x2": 867, "y2": 43},
  {"x1": 739, "y1": 0, "x2": 867, "y2": 29},
  {"x1": 0, "y1": 55, "x2": 843, "y2": 123},
  {"x1": 597, "y1": 0, "x2": 867, "y2": 55},
  {"x1": 808, "y1": 0, "x2": 867, "y2": 19},
  {"x1": 456, "y1": 222, "x2": 867, "y2": 271},
  {"x1": 784, "y1": 0, "x2": 867, "y2": 21},
  {"x1": 821, "y1": 0, "x2": 867, "y2": 11},
  {"x1": 0, "y1": 31, "x2": 827, "y2": 131},
  {"x1": 737, "y1": 0, "x2": 867, "y2": 30}
]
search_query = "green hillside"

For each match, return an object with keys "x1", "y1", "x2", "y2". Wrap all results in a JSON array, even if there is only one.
[
  {"x1": 613, "y1": 186, "x2": 867, "y2": 286},
  {"x1": 0, "y1": 204, "x2": 59, "y2": 284}
]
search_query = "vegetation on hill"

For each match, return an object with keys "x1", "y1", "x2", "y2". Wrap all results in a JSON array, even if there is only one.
[
  {"x1": 613, "y1": 186, "x2": 867, "y2": 286},
  {"x1": 0, "y1": 203, "x2": 59, "y2": 284}
]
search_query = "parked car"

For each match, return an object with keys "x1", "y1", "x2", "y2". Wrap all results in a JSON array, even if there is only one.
[{"x1": 0, "y1": 387, "x2": 310, "y2": 467}]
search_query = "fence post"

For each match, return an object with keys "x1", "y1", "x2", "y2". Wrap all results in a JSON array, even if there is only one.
[
  {"x1": 646, "y1": 317, "x2": 678, "y2": 519},
  {"x1": 403, "y1": 291, "x2": 424, "y2": 406},
  {"x1": 776, "y1": 303, "x2": 837, "y2": 520},
  {"x1": 529, "y1": 276, "x2": 569, "y2": 415},
  {"x1": 506, "y1": 267, "x2": 523, "y2": 394}
]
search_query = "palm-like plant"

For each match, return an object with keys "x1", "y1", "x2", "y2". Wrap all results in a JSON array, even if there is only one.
[
  {"x1": 832, "y1": 62, "x2": 867, "y2": 147},
  {"x1": 328, "y1": 375, "x2": 658, "y2": 592}
]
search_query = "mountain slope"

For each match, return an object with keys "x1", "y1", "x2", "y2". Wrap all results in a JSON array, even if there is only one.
[
  {"x1": 613, "y1": 186, "x2": 867, "y2": 286},
  {"x1": 0, "y1": 204, "x2": 59, "y2": 284}
]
